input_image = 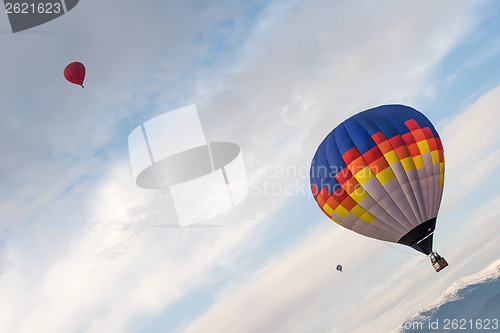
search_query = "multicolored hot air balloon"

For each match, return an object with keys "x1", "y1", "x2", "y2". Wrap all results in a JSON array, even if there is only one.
[
  {"x1": 64, "y1": 62, "x2": 86, "y2": 88},
  {"x1": 310, "y1": 105, "x2": 448, "y2": 272},
  {"x1": 336, "y1": 264, "x2": 343, "y2": 272}
]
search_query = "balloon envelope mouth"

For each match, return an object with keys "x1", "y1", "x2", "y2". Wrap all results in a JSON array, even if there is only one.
[{"x1": 397, "y1": 217, "x2": 436, "y2": 254}]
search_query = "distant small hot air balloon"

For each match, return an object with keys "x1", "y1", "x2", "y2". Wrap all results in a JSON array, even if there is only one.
[
  {"x1": 336, "y1": 265, "x2": 342, "y2": 272},
  {"x1": 64, "y1": 62, "x2": 86, "y2": 88}
]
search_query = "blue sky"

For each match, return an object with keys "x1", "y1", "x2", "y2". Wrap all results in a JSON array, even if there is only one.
[{"x1": 1, "y1": 1, "x2": 500, "y2": 332}]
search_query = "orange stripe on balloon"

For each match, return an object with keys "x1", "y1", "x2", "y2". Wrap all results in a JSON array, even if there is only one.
[
  {"x1": 412, "y1": 129, "x2": 426, "y2": 142},
  {"x1": 407, "y1": 143, "x2": 421, "y2": 157},
  {"x1": 395, "y1": 146, "x2": 411, "y2": 159},
  {"x1": 317, "y1": 195, "x2": 326, "y2": 207},
  {"x1": 348, "y1": 156, "x2": 368, "y2": 177},
  {"x1": 427, "y1": 137, "x2": 438, "y2": 151},
  {"x1": 341, "y1": 196, "x2": 358, "y2": 211},
  {"x1": 342, "y1": 177, "x2": 359, "y2": 195},
  {"x1": 377, "y1": 140, "x2": 393, "y2": 154},
  {"x1": 369, "y1": 157, "x2": 390, "y2": 175},
  {"x1": 326, "y1": 196, "x2": 341, "y2": 210}
]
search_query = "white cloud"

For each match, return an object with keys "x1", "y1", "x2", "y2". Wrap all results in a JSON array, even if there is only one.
[
  {"x1": 439, "y1": 84, "x2": 500, "y2": 211},
  {"x1": 0, "y1": 162, "x2": 278, "y2": 333},
  {"x1": 179, "y1": 190, "x2": 500, "y2": 333},
  {"x1": 181, "y1": 224, "x2": 392, "y2": 333}
]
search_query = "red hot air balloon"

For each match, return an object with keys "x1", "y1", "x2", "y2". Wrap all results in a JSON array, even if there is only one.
[{"x1": 64, "y1": 62, "x2": 86, "y2": 88}]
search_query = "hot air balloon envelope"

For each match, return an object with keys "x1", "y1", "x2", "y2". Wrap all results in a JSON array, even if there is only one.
[
  {"x1": 336, "y1": 265, "x2": 342, "y2": 272},
  {"x1": 64, "y1": 62, "x2": 86, "y2": 87},
  {"x1": 310, "y1": 105, "x2": 445, "y2": 255}
]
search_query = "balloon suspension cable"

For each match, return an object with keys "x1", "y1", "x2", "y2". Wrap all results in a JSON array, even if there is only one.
[
  {"x1": 81, "y1": 85, "x2": 84, "y2": 88},
  {"x1": 383, "y1": 242, "x2": 422, "y2": 257},
  {"x1": 429, "y1": 239, "x2": 444, "y2": 256}
]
